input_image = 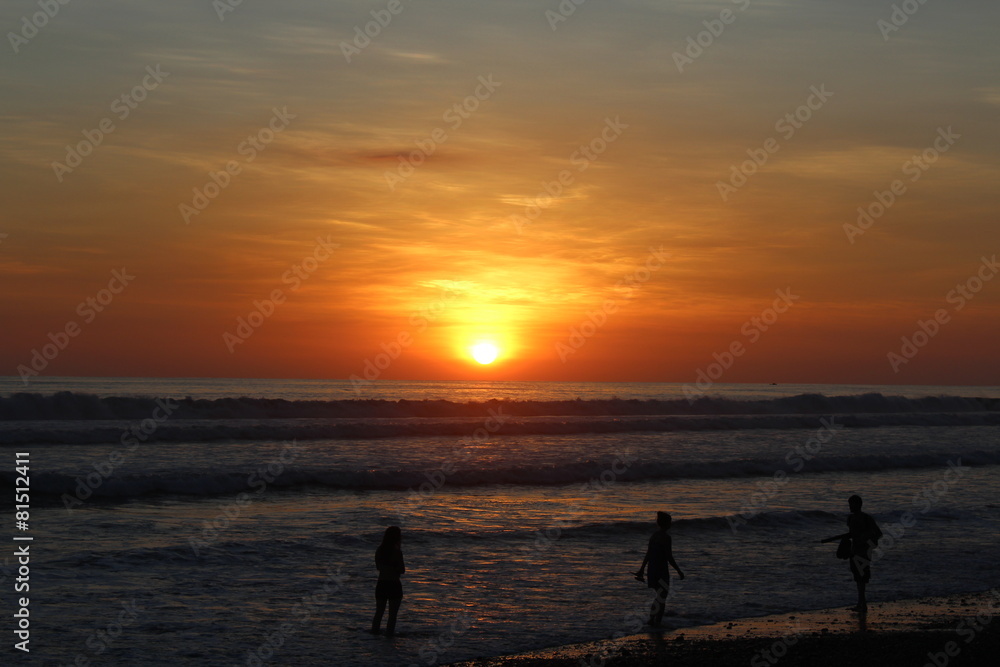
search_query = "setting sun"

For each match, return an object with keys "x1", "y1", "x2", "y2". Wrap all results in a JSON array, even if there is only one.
[{"x1": 470, "y1": 342, "x2": 500, "y2": 365}]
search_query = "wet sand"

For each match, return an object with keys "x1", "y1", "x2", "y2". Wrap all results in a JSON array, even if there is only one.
[{"x1": 447, "y1": 589, "x2": 1000, "y2": 666}]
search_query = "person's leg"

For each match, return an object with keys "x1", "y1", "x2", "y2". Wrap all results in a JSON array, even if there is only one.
[
  {"x1": 849, "y1": 557, "x2": 862, "y2": 610},
  {"x1": 386, "y1": 597, "x2": 402, "y2": 636},
  {"x1": 850, "y1": 555, "x2": 870, "y2": 611},
  {"x1": 648, "y1": 579, "x2": 668, "y2": 626},
  {"x1": 654, "y1": 580, "x2": 669, "y2": 626},
  {"x1": 858, "y1": 564, "x2": 869, "y2": 610},
  {"x1": 372, "y1": 596, "x2": 387, "y2": 633}
]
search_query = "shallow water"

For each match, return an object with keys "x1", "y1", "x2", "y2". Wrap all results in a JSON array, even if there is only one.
[{"x1": 1, "y1": 380, "x2": 998, "y2": 665}]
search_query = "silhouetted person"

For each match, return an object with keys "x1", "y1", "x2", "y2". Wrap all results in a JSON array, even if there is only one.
[
  {"x1": 821, "y1": 494, "x2": 882, "y2": 612},
  {"x1": 371, "y1": 526, "x2": 405, "y2": 636},
  {"x1": 634, "y1": 511, "x2": 684, "y2": 627}
]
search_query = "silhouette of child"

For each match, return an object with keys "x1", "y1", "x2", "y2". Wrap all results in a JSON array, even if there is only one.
[
  {"x1": 371, "y1": 526, "x2": 405, "y2": 636},
  {"x1": 634, "y1": 511, "x2": 684, "y2": 627}
]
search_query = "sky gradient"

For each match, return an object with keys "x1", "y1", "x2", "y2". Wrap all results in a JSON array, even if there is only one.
[{"x1": 2, "y1": 0, "x2": 998, "y2": 385}]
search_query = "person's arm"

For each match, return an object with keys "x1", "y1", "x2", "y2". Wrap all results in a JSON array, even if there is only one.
[
  {"x1": 375, "y1": 550, "x2": 404, "y2": 578},
  {"x1": 869, "y1": 515, "x2": 882, "y2": 543},
  {"x1": 666, "y1": 554, "x2": 684, "y2": 579},
  {"x1": 635, "y1": 535, "x2": 653, "y2": 580},
  {"x1": 666, "y1": 536, "x2": 684, "y2": 580},
  {"x1": 635, "y1": 552, "x2": 649, "y2": 581},
  {"x1": 822, "y1": 516, "x2": 852, "y2": 543}
]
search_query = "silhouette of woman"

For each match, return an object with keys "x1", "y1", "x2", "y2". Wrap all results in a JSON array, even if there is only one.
[
  {"x1": 634, "y1": 511, "x2": 684, "y2": 627},
  {"x1": 371, "y1": 526, "x2": 405, "y2": 636},
  {"x1": 821, "y1": 495, "x2": 882, "y2": 612}
]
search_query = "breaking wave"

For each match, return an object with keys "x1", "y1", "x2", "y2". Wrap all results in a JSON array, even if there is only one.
[
  {"x1": 9, "y1": 450, "x2": 999, "y2": 501},
  {"x1": 1, "y1": 392, "x2": 998, "y2": 444}
]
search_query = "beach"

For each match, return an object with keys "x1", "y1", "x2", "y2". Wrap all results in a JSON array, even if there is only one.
[{"x1": 449, "y1": 590, "x2": 1000, "y2": 667}]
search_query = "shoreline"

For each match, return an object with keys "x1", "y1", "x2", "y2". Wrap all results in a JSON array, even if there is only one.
[{"x1": 447, "y1": 589, "x2": 1000, "y2": 666}]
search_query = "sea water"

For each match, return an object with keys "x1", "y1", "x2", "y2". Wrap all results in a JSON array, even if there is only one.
[{"x1": 0, "y1": 379, "x2": 998, "y2": 666}]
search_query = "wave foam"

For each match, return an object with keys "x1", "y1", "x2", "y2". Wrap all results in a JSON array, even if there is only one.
[
  {"x1": 9, "y1": 451, "x2": 999, "y2": 501},
  {"x1": 2, "y1": 391, "x2": 996, "y2": 421},
  {"x1": 1, "y1": 391, "x2": 999, "y2": 444}
]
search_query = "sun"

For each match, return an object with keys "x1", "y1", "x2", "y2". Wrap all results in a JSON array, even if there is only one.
[{"x1": 470, "y1": 342, "x2": 499, "y2": 365}]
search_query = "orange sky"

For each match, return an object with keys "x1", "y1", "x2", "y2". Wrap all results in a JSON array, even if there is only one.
[{"x1": 2, "y1": 0, "x2": 998, "y2": 385}]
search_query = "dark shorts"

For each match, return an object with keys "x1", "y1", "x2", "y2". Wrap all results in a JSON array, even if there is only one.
[
  {"x1": 850, "y1": 553, "x2": 871, "y2": 584},
  {"x1": 647, "y1": 573, "x2": 669, "y2": 592},
  {"x1": 375, "y1": 580, "x2": 403, "y2": 600}
]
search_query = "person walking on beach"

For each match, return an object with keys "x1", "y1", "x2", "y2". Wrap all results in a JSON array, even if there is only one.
[
  {"x1": 821, "y1": 494, "x2": 882, "y2": 612},
  {"x1": 634, "y1": 511, "x2": 684, "y2": 627},
  {"x1": 371, "y1": 526, "x2": 405, "y2": 636}
]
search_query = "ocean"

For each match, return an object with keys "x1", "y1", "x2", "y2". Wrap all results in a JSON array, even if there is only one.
[{"x1": 1, "y1": 378, "x2": 999, "y2": 666}]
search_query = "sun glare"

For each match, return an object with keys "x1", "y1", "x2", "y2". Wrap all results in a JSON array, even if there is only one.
[{"x1": 470, "y1": 342, "x2": 499, "y2": 365}]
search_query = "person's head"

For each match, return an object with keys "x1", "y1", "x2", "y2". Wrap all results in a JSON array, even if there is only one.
[
  {"x1": 379, "y1": 526, "x2": 402, "y2": 549},
  {"x1": 848, "y1": 495, "x2": 863, "y2": 513},
  {"x1": 656, "y1": 511, "x2": 672, "y2": 530}
]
